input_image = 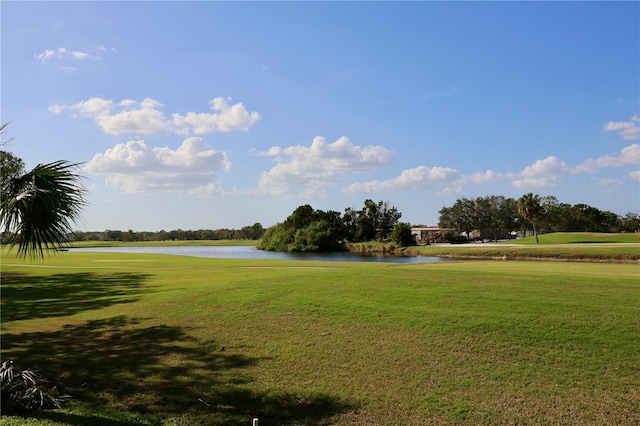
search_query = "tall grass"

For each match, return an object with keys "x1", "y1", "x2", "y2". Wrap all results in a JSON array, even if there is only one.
[{"x1": 1, "y1": 250, "x2": 639, "y2": 425}]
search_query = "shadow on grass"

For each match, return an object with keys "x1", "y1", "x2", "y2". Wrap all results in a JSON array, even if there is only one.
[
  {"x1": 2, "y1": 316, "x2": 355, "y2": 425},
  {"x1": 0, "y1": 272, "x2": 152, "y2": 323},
  {"x1": 3, "y1": 411, "x2": 147, "y2": 426}
]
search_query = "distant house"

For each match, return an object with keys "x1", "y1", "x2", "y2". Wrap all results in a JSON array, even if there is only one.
[
  {"x1": 410, "y1": 226, "x2": 452, "y2": 245},
  {"x1": 411, "y1": 226, "x2": 516, "y2": 244}
]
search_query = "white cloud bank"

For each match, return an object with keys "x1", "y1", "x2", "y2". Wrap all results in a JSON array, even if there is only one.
[
  {"x1": 344, "y1": 166, "x2": 464, "y2": 194},
  {"x1": 341, "y1": 117, "x2": 637, "y2": 195},
  {"x1": 346, "y1": 143, "x2": 639, "y2": 194},
  {"x1": 84, "y1": 138, "x2": 230, "y2": 195},
  {"x1": 509, "y1": 156, "x2": 575, "y2": 190},
  {"x1": 344, "y1": 167, "x2": 502, "y2": 196},
  {"x1": 254, "y1": 136, "x2": 393, "y2": 197},
  {"x1": 501, "y1": 144, "x2": 638, "y2": 190},
  {"x1": 603, "y1": 115, "x2": 640, "y2": 140},
  {"x1": 80, "y1": 110, "x2": 638, "y2": 198},
  {"x1": 50, "y1": 97, "x2": 261, "y2": 136},
  {"x1": 576, "y1": 143, "x2": 640, "y2": 172}
]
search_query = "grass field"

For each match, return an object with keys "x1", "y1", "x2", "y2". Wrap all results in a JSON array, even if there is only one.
[
  {"x1": 405, "y1": 233, "x2": 640, "y2": 262},
  {"x1": 1, "y1": 244, "x2": 639, "y2": 425},
  {"x1": 505, "y1": 232, "x2": 640, "y2": 244}
]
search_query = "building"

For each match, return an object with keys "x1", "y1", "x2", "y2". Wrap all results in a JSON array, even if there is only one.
[{"x1": 410, "y1": 226, "x2": 452, "y2": 245}]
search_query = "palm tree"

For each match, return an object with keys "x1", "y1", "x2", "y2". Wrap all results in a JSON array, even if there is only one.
[
  {"x1": 1, "y1": 126, "x2": 87, "y2": 258},
  {"x1": 517, "y1": 193, "x2": 542, "y2": 243}
]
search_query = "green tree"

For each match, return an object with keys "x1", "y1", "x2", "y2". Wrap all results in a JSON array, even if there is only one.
[
  {"x1": 105, "y1": 229, "x2": 124, "y2": 241},
  {"x1": 438, "y1": 197, "x2": 475, "y2": 240},
  {"x1": 1, "y1": 151, "x2": 25, "y2": 194},
  {"x1": 342, "y1": 207, "x2": 357, "y2": 242},
  {"x1": 256, "y1": 222, "x2": 292, "y2": 251},
  {"x1": 249, "y1": 222, "x2": 265, "y2": 240},
  {"x1": 492, "y1": 196, "x2": 518, "y2": 240},
  {"x1": 290, "y1": 220, "x2": 332, "y2": 252},
  {"x1": 620, "y1": 212, "x2": 640, "y2": 233},
  {"x1": 284, "y1": 204, "x2": 315, "y2": 229},
  {"x1": 353, "y1": 199, "x2": 401, "y2": 242},
  {"x1": 261, "y1": 206, "x2": 346, "y2": 252},
  {"x1": 259, "y1": 201, "x2": 402, "y2": 252},
  {"x1": 355, "y1": 199, "x2": 379, "y2": 242},
  {"x1": 1, "y1": 124, "x2": 25, "y2": 198},
  {"x1": 377, "y1": 201, "x2": 402, "y2": 241},
  {"x1": 391, "y1": 222, "x2": 413, "y2": 246},
  {"x1": 569, "y1": 204, "x2": 613, "y2": 232},
  {"x1": 600, "y1": 210, "x2": 622, "y2": 233},
  {"x1": 474, "y1": 196, "x2": 495, "y2": 240},
  {"x1": 517, "y1": 193, "x2": 542, "y2": 243},
  {"x1": 538, "y1": 195, "x2": 561, "y2": 232}
]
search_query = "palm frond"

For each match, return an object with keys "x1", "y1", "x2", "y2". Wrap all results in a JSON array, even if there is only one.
[
  {"x1": 1, "y1": 360, "x2": 69, "y2": 414},
  {"x1": 0, "y1": 160, "x2": 87, "y2": 258},
  {"x1": 0, "y1": 122, "x2": 14, "y2": 145}
]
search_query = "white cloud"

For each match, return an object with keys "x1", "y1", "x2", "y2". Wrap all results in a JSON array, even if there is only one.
[
  {"x1": 35, "y1": 47, "x2": 99, "y2": 62},
  {"x1": 50, "y1": 97, "x2": 260, "y2": 136},
  {"x1": 510, "y1": 156, "x2": 575, "y2": 190},
  {"x1": 629, "y1": 170, "x2": 640, "y2": 181},
  {"x1": 171, "y1": 97, "x2": 261, "y2": 134},
  {"x1": 343, "y1": 165, "x2": 502, "y2": 195},
  {"x1": 575, "y1": 144, "x2": 640, "y2": 173},
  {"x1": 603, "y1": 115, "x2": 640, "y2": 140},
  {"x1": 597, "y1": 178, "x2": 623, "y2": 186},
  {"x1": 96, "y1": 45, "x2": 117, "y2": 53},
  {"x1": 97, "y1": 99, "x2": 168, "y2": 136},
  {"x1": 187, "y1": 182, "x2": 234, "y2": 197},
  {"x1": 344, "y1": 165, "x2": 463, "y2": 194},
  {"x1": 255, "y1": 136, "x2": 393, "y2": 197},
  {"x1": 466, "y1": 170, "x2": 501, "y2": 184},
  {"x1": 434, "y1": 186, "x2": 463, "y2": 197},
  {"x1": 50, "y1": 97, "x2": 112, "y2": 117},
  {"x1": 84, "y1": 138, "x2": 230, "y2": 194},
  {"x1": 507, "y1": 144, "x2": 640, "y2": 190}
]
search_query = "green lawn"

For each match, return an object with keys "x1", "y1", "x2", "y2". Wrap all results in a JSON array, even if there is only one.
[
  {"x1": 1, "y1": 249, "x2": 639, "y2": 425},
  {"x1": 405, "y1": 232, "x2": 640, "y2": 261},
  {"x1": 507, "y1": 232, "x2": 640, "y2": 244},
  {"x1": 407, "y1": 243, "x2": 640, "y2": 262}
]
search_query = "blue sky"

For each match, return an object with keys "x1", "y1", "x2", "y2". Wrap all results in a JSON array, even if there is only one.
[{"x1": 2, "y1": 1, "x2": 639, "y2": 231}]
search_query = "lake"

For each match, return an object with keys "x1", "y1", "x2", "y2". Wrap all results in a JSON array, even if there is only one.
[{"x1": 70, "y1": 245, "x2": 450, "y2": 264}]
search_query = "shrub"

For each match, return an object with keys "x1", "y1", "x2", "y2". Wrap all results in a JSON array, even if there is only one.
[{"x1": 1, "y1": 360, "x2": 68, "y2": 414}]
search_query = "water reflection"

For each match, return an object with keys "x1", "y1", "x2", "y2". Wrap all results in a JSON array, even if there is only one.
[{"x1": 70, "y1": 245, "x2": 448, "y2": 264}]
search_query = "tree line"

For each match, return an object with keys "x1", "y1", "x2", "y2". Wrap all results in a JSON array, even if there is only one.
[
  {"x1": 438, "y1": 194, "x2": 640, "y2": 242},
  {"x1": 257, "y1": 199, "x2": 411, "y2": 252},
  {"x1": 69, "y1": 223, "x2": 266, "y2": 242}
]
